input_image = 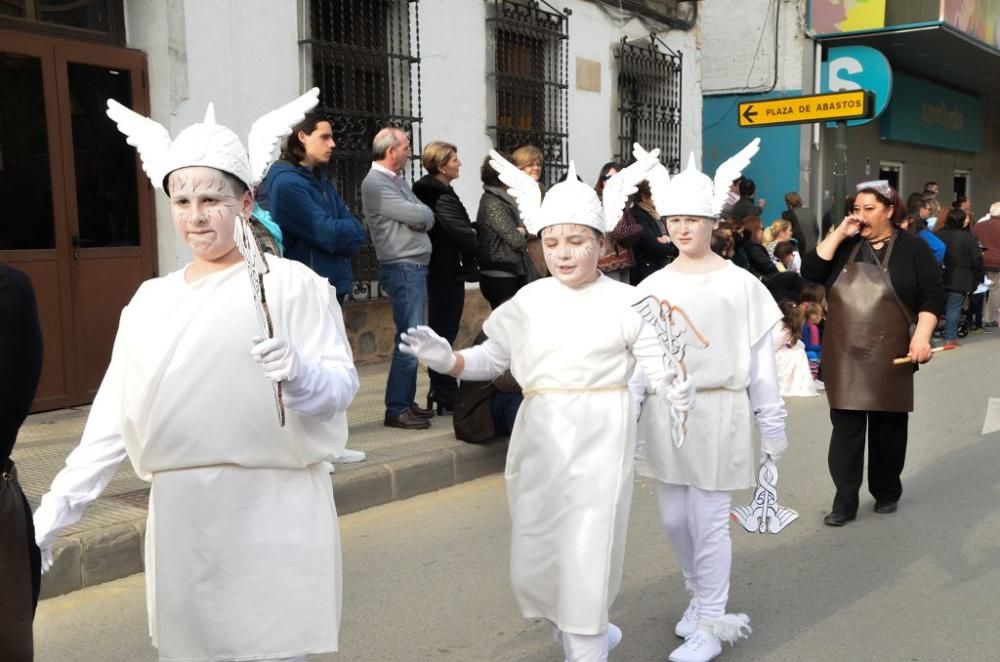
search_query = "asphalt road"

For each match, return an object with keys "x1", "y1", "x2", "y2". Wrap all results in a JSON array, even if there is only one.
[{"x1": 34, "y1": 334, "x2": 1000, "y2": 662}]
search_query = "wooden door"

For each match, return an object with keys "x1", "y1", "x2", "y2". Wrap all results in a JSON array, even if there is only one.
[{"x1": 0, "y1": 29, "x2": 155, "y2": 410}]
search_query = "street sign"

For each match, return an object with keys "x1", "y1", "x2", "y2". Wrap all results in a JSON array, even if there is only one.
[
  {"x1": 822, "y1": 46, "x2": 893, "y2": 127},
  {"x1": 737, "y1": 90, "x2": 873, "y2": 128}
]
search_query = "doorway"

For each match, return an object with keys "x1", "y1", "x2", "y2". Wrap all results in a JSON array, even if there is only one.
[
  {"x1": 954, "y1": 169, "x2": 970, "y2": 207},
  {"x1": 0, "y1": 29, "x2": 155, "y2": 411},
  {"x1": 878, "y1": 160, "x2": 903, "y2": 194}
]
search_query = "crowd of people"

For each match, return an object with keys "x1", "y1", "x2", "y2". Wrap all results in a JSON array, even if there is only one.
[{"x1": 4, "y1": 87, "x2": 999, "y2": 662}]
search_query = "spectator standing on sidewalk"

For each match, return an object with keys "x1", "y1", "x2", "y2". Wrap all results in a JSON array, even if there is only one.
[
  {"x1": 0, "y1": 262, "x2": 44, "y2": 661},
  {"x1": 475, "y1": 155, "x2": 535, "y2": 308},
  {"x1": 362, "y1": 127, "x2": 437, "y2": 430},
  {"x1": 971, "y1": 202, "x2": 1000, "y2": 327},
  {"x1": 34, "y1": 91, "x2": 359, "y2": 662},
  {"x1": 728, "y1": 177, "x2": 765, "y2": 222},
  {"x1": 260, "y1": 109, "x2": 368, "y2": 463},
  {"x1": 412, "y1": 141, "x2": 479, "y2": 414},
  {"x1": 937, "y1": 208, "x2": 984, "y2": 348}
]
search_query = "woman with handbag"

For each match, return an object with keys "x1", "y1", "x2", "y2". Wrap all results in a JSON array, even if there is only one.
[
  {"x1": 801, "y1": 180, "x2": 944, "y2": 527},
  {"x1": 594, "y1": 161, "x2": 643, "y2": 282},
  {"x1": 475, "y1": 154, "x2": 536, "y2": 309},
  {"x1": 413, "y1": 141, "x2": 480, "y2": 414},
  {"x1": 630, "y1": 180, "x2": 679, "y2": 284}
]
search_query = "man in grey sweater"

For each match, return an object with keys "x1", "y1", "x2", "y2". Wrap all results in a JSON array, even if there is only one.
[{"x1": 362, "y1": 127, "x2": 437, "y2": 429}]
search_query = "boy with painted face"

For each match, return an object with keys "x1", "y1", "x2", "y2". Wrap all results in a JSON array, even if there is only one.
[
  {"x1": 400, "y1": 151, "x2": 689, "y2": 662},
  {"x1": 633, "y1": 142, "x2": 787, "y2": 662},
  {"x1": 33, "y1": 92, "x2": 359, "y2": 662}
]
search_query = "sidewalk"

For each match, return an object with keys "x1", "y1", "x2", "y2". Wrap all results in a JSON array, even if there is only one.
[{"x1": 13, "y1": 363, "x2": 507, "y2": 599}]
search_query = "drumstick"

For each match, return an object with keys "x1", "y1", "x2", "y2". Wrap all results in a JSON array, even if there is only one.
[{"x1": 892, "y1": 346, "x2": 952, "y2": 365}]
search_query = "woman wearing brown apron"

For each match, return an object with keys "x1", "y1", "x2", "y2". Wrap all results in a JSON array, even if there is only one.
[
  {"x1": 801, "y1": 182, "x2": 944, "y2": 527},
  {"x1": 0, "y1": 262, "x2": 44, "y2": 660}
]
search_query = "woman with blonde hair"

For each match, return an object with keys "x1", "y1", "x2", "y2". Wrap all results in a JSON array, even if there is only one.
[
  {"x1": 413, "y1": 141, "x2": 479, "y2": 413},
  {"x1": 763, "y1": 219, "x2": 799, "y2": 271},
  {"x1": 510, "y1": 144, "x2": 548, "y2": 276}
]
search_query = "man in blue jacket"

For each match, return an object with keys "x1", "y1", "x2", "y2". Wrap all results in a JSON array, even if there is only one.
[
  {"x1": 260, "y1": 110, "x2": 369, "y2": 462},
  {"x1": 260, "y1": 110, "x2": 367, "y2": 304}
]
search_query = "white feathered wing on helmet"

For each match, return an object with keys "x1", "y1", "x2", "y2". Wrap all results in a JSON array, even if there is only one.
[
  {"x1": 487, "y1": 146, "x2": 660, "y2": 235},
  {"x1": 648, "y1": 138, "x2": 761, "y2": 219},
  {"x1": 105, "y1": 87, "x2": 321, "y2": 191}
]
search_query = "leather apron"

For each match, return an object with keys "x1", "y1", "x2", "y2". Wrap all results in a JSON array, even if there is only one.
[{"x1": 824, "y1": 236, "x2": 914, "y2": 412}]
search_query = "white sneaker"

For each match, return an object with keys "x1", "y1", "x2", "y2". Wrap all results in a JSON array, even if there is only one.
[
  {"x1": 674, "y1": 602, "x2": 699, "y2": 638},
  {"x1": 607, "y1": 623, "x2": 623, "y2": 651},
  {"x1": 813, "y1": 379, "x2": 825, "y2": 392},
  {"x1": 668, "y1": 629, "x2": 722, "y2": 662},
  {"x1": 335, "y1": 448, "x2": 367, "y2": 463}
]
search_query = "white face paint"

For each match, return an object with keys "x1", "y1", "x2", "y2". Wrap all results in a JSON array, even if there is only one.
[
  {"x1": 666, "y1": 215, "x2": 716, "y2": 258},
  {"x1": 168, "y1": 166, "x2": 251, "y2": 266},
  {"x1": 540, "y1": 223, "x2": 603, "y2": 288}
]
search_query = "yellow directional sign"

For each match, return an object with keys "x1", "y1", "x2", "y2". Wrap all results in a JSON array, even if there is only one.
[{"x1": 738, "y1": 90, "x2": 873, "y2": 128}]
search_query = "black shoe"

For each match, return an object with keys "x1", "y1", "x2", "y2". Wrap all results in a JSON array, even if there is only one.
[
  {"x1": 427, "y1": 391, "x2": 456, "y2": 416},
  {"x1": 874, "y1": 500, "x2": 898, "y2": 514},
  {"x1": 384, "y1": 410, "x2": 431, "y2": 430},
  {"x1": 823, "y1": 511, "x2": 855, "y2": 527},
  {"x1": 409, "y1": 403, "x2": 435, "y2": 419}
]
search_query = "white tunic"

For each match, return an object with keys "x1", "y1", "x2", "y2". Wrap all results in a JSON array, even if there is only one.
[
  {"x1": 34, "y1": 257, "x2": 357, "y2": 661},
  {"x1": 772, "y1": 326, "x2": 819, "y2": 398},
  {"x1": 635, "y1": 262, "x2": 783, "y2": 491},
  {"x1": 475, "y1": 275, "x2": 656, "y2": 635}
]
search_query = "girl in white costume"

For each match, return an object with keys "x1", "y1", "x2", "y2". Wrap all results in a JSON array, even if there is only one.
[
  {"x1": 633, "y1": 143, "x2": 787, "y2": 662},
  {"x1": 33, "y1": 91, "x2": 359, "y2": 662},
  {"x1": 400, "y1": 150, "x2": 691, "y2": 662}
]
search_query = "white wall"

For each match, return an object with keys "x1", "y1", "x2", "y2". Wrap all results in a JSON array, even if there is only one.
[
  {"x1": 700, "y1": 0, "x2": 805, "y2": 94},
  {"x1": 417, "y1": 0, "x2": 701, "y2": 211},
  {"x1": 125, "y1": 0, "x2": 300, "y2": 274}
]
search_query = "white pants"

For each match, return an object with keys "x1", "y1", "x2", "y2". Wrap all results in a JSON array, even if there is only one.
[
  {"x1": 655, "y1": 482, "x2": 732, "y2": 621},
  {"x1": 561, "y1": 631, "x2": 608, "y2": 662}
]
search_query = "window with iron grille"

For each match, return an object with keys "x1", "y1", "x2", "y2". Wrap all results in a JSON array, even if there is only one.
[
  {"x1": 617, "y1": 38, "x2": 682, "y2": 173},
  {"x1": 301, "y1": 0, "x2": 422, "y2": 301},
  {"x1": 486, "y1": 0, "x2": 569, "y2": 187}
]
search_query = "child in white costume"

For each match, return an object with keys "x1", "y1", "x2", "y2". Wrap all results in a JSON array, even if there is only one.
[
  {"x1": 32, "y1": 91, "x2": 359, "y2": 662},
  {"x1": 633, "y1": 143, "x2": 787, "y2": 662},
  {"x1": 400, "y1": 150, "x2": 691, "y2": 662}
]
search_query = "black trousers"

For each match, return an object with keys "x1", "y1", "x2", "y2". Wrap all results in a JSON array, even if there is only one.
[
  {"x1": 427, "y1": 280, "x2": 466, "y2": 403},
  {"x1": 479, "y1": 274, "x2": 524, "y2": 310},
  {"x1": 828, "y1": 409, "x2": 909, "y2": 516}
]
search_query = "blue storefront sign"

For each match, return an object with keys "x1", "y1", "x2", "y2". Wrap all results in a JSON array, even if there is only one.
[
  {"x1": 880, "y1": 72, "x2": 984, "y2": 153},
  {"x1": 821, "y1": 45, "x2": 893, "y2": 127}
]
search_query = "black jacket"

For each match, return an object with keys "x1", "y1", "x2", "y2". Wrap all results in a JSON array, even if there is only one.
[
  {"x1": 937, "y1": 227, "x2": 984, "y2": 293},
  {"x1": 476, "y1": 186, "x2": 528, "y2": 275},
  {"x1": 781, "y1": 209, "x2": 809, "y2": 254},
  {"x1": 412, "y1": 175, "x2": 478, "y2": 284},
  {"x1": 744, "y1": 242, "x2": 778, "y2": 278},
  {"x1": 801, "y1": 231, "x2": 945, "y2": 318},
  {"x1": 630, "y1": 205, "x2": 677, "y2": 284}
]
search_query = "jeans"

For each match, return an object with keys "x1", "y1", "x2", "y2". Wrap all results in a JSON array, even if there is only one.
[
  {"x1": 379, "y1": 262, "x2": 428, "y2": 416},
  {"x1": 427, "y1": 280, "x2": 465, "y2": 403},
  {"x1": 943, "y1": 290, "x2": 965, "y2": 341}
]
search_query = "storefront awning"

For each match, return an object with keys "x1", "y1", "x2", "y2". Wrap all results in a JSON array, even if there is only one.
[{"x1": 815, "y1": 21, "x2": 1000, "y2": 101}]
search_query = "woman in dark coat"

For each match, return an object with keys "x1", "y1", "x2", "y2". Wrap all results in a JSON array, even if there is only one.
[
  {"x1": 413, "y1": 142, "x2": 479, "y2": 413},
  {"x1": 475, "y1": 155, "x2": 533, "y2": 309},
  {"x1": 0, "y1": 262, "x2": 44, "y2": 660},
  {"x1": 630, "y1": 180, "x2": 678, "y2": 284},
  {"x1": 936, "y1": 207, "x2": 984, "y2": 347},
  {"x1": 739, "y1": 215, "x2": 779, "y2": 279},
  {"x1": 801, "y1": 181, "x2": 944, "y2": 527}
]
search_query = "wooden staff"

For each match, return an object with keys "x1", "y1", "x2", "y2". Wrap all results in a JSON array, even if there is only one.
[{"x1": 891, "y1": 345, "x2": 953, "y2": 365}]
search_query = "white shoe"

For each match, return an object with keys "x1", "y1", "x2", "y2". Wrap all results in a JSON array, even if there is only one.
[
  {"x1": 668, "y1": 628, "x2": 722, "y2": 662},
  {"x1": 813, "y1": 379, "x2": 825, "y2": 391},
  {"x1": 608, "y1": 623, "x2": 623, "y2": 651},
  {"x1": 674, "y1": 601, "x2": 699, "y2": 638},
  {"x1": 335, "y1": 448, "x2": 367, "y2": 463}
]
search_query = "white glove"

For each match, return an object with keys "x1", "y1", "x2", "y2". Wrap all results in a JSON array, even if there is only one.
[
  {"x1": 659, "y1": 375, "x2": 696, "y2": 413},
  {"x1": 760, "y1": 437, "x2": 788, "y2": 464},
  {"x1": 40, "y1": 545, "x2": 54, "y2": 574},
  {"x1": 399, "y1": 325, "x2": 457, "y2": 374},
  {"x1": 250, "y1": 336, "x2": 301, "y2": 382}
]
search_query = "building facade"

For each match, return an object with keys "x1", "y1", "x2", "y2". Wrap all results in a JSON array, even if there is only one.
[{"x1": 1, "y1": 0, "x2": 702, "y2": 410}]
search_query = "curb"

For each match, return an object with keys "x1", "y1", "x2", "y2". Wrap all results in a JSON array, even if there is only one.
[{"x1": 40, "y1": 440, "x2": 507, "y2": 600}]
